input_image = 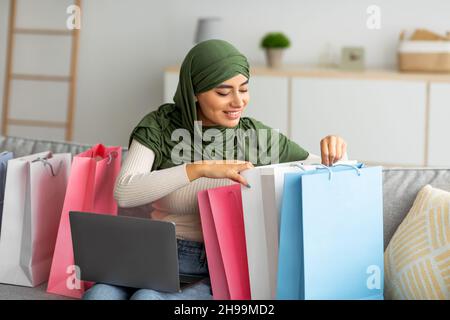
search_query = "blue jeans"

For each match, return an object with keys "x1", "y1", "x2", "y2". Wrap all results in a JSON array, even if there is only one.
[{"x1": 83, "y1": 239, "x2": 212, "y2": 300}]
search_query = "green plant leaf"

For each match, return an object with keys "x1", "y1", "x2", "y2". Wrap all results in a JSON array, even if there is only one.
[{"x1": 260, "y1": 32, "x2": 291, "y2": 49}]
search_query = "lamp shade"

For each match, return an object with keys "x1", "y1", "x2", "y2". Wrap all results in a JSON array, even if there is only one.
[{"x1": 194, "y1": 17, "x2": 223, "y2": 44}]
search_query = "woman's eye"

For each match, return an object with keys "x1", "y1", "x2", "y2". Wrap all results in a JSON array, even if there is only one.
[{"x1": 216, "y1": 89, "x2": 248, "y2": 96}]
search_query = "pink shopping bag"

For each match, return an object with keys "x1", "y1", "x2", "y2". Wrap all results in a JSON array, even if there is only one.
[
  {"x1": 198, "y1": 184, "x2": 251, "y2": 300},
  {"x1": 46, "y1": 144, "x2": 121, "y2": 298}
]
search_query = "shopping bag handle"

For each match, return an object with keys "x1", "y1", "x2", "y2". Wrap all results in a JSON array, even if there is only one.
[
  {"x1": 331, "y1": 163, "x2": 362, "y2": 175},
  {"x1": 32, "y1": 157, "x2": 63, "y2": 177},
  {"x1": 315, "y1": 163, "x2": 362, "y2": 181},
  {"x1": 291, "y1": 163, "x2": 361, "y2": 181},
  {"x1": 289, "y1": 163, "x2": 307, "y2": 171},
  {"x1": 90, "y1": 149, "x2": 119, "y2": 165},
  {"x1": 107, "y1": 151, "x2": 119, "y2": 165},
  {"x1": 290, "y1": 163, "x2": 333, "y2": 180}
]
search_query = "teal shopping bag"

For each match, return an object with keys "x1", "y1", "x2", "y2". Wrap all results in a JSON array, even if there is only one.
[{"x1": 277, "y1": 164, "x2": 384, "y2": 300}]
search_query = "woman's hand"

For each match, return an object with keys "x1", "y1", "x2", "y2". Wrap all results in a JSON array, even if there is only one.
[
  {"x1": 186, "y1": 160, "x2": 254, "y2": 187},
  {"x1": 320, "y1": 135, "x2": 347, "y2": 166}
]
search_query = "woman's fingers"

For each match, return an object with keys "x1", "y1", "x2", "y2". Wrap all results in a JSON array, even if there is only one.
[
  {"x1": 321, "y1": 138, "x2": 330, "y2": 166},
  {"x1": 321, "y1": 135, "x2": 347, "y2": 166},
  {"x1": 328, "y1": 136, "x2": 337, "y2": 165},
  {"x1": 226, "y1": 162, "x2": 253, "y2": 187},
  {"x1": 335, "y1": 137, "x2": 343, "y2": 162},
  {"x1": 193, "y1": 160, "x2": 253, "y2": 186},
  {"x1": 239, "y1": 162, "x2": 254, "y2": 171},
  {"x1": 237, "y1": 162, "x2": 253, "y2": 186},
  {"x1": 227, "y1": 170, "x2": 250, "y2": 187}
]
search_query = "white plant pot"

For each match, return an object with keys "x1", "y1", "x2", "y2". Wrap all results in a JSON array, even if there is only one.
[{"x1": 265, "y1": 48, "x2": 285, "y2": 68}]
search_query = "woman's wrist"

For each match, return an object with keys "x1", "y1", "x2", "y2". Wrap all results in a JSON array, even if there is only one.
[{"x1": 186, "y1": 163, "x2": 204, "y2": 181}]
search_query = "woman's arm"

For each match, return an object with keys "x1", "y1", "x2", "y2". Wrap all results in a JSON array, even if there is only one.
[
  {"x1": 114, "y1": 139, "x2": 192, "y2": 208},
  {"x1": 115, "y1": 139, "x2": 255, "y2": 208}
]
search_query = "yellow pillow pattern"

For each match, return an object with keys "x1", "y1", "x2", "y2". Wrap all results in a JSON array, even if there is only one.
[{"x1": 384, "y1": 184, "x2": 449, "y2": 300}]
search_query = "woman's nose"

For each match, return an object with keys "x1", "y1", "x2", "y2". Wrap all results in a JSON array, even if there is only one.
[{"x1": 231, "y1": 93, "x2": 244, "y2": 108}]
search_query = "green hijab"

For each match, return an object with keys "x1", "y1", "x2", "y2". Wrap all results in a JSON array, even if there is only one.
[{"x1": 129, "y1": 39, "x2": 309, "y2": 170}]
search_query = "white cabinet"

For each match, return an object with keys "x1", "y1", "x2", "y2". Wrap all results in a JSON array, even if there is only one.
[
  {"x1": 164, "y1": 72, "x2": 290, "y2": 136},
  {"x1": 165, "y1": 66, "x2": 450, "y2": 167},
  {"x1": 290, "y1": 78, "x2": 427, "y2": 166},
  {"x1": 428, "y1": 83, "x2": 450, "y2": 166},
  {"x1": 245, "y1": 76, "x2": 289, "y2": 136}
]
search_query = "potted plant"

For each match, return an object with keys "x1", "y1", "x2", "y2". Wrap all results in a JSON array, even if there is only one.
[{"x1": 260, "y1": 32, "x2": 291, "y2": 68}]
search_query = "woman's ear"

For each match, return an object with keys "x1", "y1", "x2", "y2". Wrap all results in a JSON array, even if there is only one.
[{"x1": 194, "y1": 96, "x2": 198, "y2": 102}]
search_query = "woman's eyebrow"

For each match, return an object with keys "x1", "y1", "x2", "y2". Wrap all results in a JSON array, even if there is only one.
[{"x1": 216, "y1": 80, "x2": 249, "y2": 89}]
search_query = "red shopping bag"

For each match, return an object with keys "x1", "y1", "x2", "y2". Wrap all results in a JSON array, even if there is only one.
[
  {"x1": 198, "y1": 184, "x2": 251, "y2": 300},
  {"x1": 47, "y1": 144, "x2": 121, "y2": 298}
]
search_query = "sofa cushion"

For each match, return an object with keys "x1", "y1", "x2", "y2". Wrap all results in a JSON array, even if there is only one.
[
  {"x1": 0, "y1": 135, "x2": 128, "y2": 161},
  {"x1": 384, "y1": 185, "x2": 449, "y2": 300},
  {"x1": 2, "y1": 135, "x2": 449, "y2": 248},
  {"x1": 382, "y1": 168, "x2": 450, "y2": 249}
]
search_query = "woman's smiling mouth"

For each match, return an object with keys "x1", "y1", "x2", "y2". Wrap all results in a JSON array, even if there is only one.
[{"x1": 223, "y1": 110, "x2": 242, "y2": 120}]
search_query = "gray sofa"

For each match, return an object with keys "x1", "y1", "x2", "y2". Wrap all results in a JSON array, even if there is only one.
[{"x1": 0, "y1": 135, "x2": 448, "y2": 300}]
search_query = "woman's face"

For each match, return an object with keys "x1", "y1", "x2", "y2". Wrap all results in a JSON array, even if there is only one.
[{"x1": 195, "y1": 74, "x2": 249, "y2": 128}]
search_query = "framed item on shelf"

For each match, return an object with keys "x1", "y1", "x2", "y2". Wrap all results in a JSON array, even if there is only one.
[{"x1": 340, "y1": 47, "x2": 365, "y2": 71}]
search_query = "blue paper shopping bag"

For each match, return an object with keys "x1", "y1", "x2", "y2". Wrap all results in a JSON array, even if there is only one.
[
  {"x1": 277, "y1": 164, "x2": 384, "y2": 300},
  {"x1": 0, "y1": 151, "x2": 13, "y2": 235}
]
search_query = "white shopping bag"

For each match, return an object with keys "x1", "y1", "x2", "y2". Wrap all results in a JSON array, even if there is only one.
[
  {"x1": 241, "y1": 159, "x2": 357, "y2": 299},
  {"x1": 241, "y1": 161, "x2": 304, "y2": 300},
  {"x1": 0, "y1": 152, "x2": 71, "y2": 287}
]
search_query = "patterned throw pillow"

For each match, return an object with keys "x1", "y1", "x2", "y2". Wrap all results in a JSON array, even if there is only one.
[{"x1": 384, "y1": 184, "x2": 449, "y2": 300}]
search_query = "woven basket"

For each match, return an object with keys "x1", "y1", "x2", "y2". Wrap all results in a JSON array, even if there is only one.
[{"x1": 398, "y1": 40, "x2": 450, "y2": 73}]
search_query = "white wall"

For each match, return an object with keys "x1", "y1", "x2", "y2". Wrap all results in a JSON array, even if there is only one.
[{"x1": 0, "y1": 0, "x2": 449, "y2": 146}]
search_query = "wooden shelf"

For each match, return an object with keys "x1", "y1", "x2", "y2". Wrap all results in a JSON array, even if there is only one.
[{"x1": 165, "y1": 65, "x2": 450, "y2": 83}]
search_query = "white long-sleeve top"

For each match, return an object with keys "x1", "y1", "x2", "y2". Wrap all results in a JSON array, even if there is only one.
[{"x1": 114, "y1": 139, "x2": 324, "y2": 242}]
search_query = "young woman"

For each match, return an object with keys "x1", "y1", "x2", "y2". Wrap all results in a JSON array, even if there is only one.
[{"x1": 83, "y1": 39, "x2": 348, "y2": 300}]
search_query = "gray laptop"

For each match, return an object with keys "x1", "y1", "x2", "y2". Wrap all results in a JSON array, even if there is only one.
[{"x1": 69, "y1": 211, "x2": 206, "y2": 293}]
